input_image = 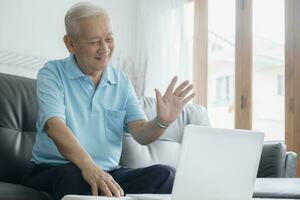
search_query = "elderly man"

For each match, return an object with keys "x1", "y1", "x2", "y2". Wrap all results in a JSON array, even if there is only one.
[{"x1": 21, "y1": 2, "x2": 194, "y2": 200}]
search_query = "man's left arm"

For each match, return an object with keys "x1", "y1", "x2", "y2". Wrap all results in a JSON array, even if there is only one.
[{"x1": 128, "y1": 76, "x2": 195, "y2": 145}]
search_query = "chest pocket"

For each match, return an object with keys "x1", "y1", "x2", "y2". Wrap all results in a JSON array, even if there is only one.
[{"x1": 104, "y1": 109, "x2": 126, "y2": 145}]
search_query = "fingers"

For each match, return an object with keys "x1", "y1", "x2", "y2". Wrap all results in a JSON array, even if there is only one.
[
  {"x1": 178, "y1": 84, "x2": 193, "y2": 99},
  {"x1": 99, "y1": 174, "x2": 124, "y2": 197},
  {"x1": 91, "y1": 181, "x2": 114, "y2": 197},
  {"x1": 164, "y1": 77, "x2": 193, "y2": 101},
  {"x1": 182, "y1": 93, "x2": 196, "y2": 105},
  {"x1": 105, "y1": 175, "x2": 123, "y2": 197},
  {"x1": 155, "y1": 88, "x2": 163, "y2": 105},
  {"x1": 105, "y1": 179, "x2": 120, "y2": 197},
  {"x1": 99, "y1": 181, "x2": 113, "y2": 197},
  {"x1": 111, "y1": 178, "x2": 124, "y2": 196},
  {"x1": 91, "y1": 183, "x2": 98, "y2": 196},
  {"x1": 86, "y1": 169, "x2": 123, "y2": 197},
  {"x1": 173, "y1": 80, "x2": 189, "y2": 96},
  {"x1": 164, "y1": 76, "x2": 178, "y2": 97}
]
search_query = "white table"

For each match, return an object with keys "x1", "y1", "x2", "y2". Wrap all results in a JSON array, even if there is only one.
[{"x1": 62, "y1": 194, "x2": 298, "y2": 200}]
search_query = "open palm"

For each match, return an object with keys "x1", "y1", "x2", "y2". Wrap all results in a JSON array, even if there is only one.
[{"x1": 155, "y1": 76, "x2": 195, "y2": 125}]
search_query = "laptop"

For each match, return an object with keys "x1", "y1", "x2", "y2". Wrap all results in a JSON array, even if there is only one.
[{"x1": 62, "y1": 125, "x2": 264, "y2": 200}]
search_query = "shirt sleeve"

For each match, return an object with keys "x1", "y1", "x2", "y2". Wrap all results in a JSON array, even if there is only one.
[
  {"x1": 124, "y1": 78, "x2": 147, "y2": 125},
  {"x1": 36, "y1": 62, "x2": 66, "y2": 133}
]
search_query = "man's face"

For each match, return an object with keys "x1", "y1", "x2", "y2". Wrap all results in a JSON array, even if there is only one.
[{"x1": 68, "y1": 15, "x2": 115, "y2": 72}]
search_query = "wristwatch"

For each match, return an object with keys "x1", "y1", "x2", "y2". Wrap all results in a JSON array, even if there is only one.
[{"x1": 156, "y1": 116, "x2": 169, "y2": 129}]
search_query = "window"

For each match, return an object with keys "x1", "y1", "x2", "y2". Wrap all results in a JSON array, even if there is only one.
[
  {"x1": 252, "y1": 0, "x2": 285, "y2": 141},
  {"x1": 277, "y1": 74, "x2": 284, "y2": 96},
  {"x1": 215, "y1": 75, "x2": 234, "y2": 105},
  {"x1": 207, "y1": 0, "x2": 236, "y2": 128},
  {"x1": 193, "y1": 0, "x2": 300, "y2": 174}
]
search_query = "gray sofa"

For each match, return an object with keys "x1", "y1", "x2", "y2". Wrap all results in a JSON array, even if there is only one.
[
  {"x1": 0, "y1": 73, "x2": 299, "y2": 200},
  {"x1": 120, "y1": 96, "x2": 300, "y2": 199}
]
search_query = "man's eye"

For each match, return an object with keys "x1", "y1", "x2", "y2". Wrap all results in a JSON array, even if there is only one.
[
  {"x1": 106, "y1": 38, "x2": 113, "y2": 42},
  {"x1": 88, "y1": 42, "x2": 98, "y2": 45}
]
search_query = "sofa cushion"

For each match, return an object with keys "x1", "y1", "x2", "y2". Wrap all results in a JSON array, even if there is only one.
[
  {"x1": 0, "y1": 128, "x2": 35, "y2": 183},
  {"x1": 121, "y1": 134, "x2": 181, "y2": 168},
  {"x1": 0, "y1": 182, "x2": 50, "y2": 200},
  {"x1": 254, "y1": 178, "x2": 300, "y2": 199},
  {"x1": 140, "y1": 96, "x2": 210, "y2": 142},
  {"x1": 120, "y1": 97, "x2": 210, "y2": 168},
  {"x1": 0, "y1": 73, "x2": 38, "y2": 131},
  {"x1": 0, "y1": 73, "x2": 38, "y2": 183}
]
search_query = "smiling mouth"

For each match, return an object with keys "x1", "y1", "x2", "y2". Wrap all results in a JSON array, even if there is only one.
[{"x1": 95, "y1": 55, "x2": 108, "y2": 61}]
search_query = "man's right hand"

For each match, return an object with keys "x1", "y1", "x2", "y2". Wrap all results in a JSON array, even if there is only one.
[{"x1": 80, "y1": 161, "x2": 124, "y2": 197}]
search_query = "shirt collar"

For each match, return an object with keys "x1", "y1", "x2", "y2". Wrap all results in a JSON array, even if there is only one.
[
  {"x1": 101, "y1": 65, "x2": 118, "y2": 85},
  {"x1": 65, "y1": 54, "x2": 86, "y2": 79},
  {"x1": 65, "y1": 54, "x2": 118, "y2": 85}
]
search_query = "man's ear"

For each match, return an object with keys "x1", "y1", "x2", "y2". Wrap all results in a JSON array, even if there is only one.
[{"x1": 63, "y1": 34, "x2": 76, "y2": 53}]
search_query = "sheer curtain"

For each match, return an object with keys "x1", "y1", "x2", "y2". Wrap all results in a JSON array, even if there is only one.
[{"x1": 128, "y1": 0, "x2": 192, "y2": 97}]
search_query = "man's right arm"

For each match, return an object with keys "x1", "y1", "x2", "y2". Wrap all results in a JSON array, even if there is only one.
[{"x1": 45, "y1": 117, "x2": 124, "y2": 197}]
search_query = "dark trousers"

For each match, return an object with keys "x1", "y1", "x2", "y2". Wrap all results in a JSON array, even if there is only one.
[{"x1": 21, "y1": 163, "x2": 175, "y2": 200}]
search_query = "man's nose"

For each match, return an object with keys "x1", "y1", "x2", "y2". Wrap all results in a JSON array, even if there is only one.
[{"x1": 97, "y1": 40, "x2": 109, "y2": 54}]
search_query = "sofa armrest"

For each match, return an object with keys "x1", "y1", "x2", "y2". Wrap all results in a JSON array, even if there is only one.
[
  {"x1": 257, "y1": 143, "x2": 286, "y2": 178},
  {"x1": 285, "y1": 151, "x2": 298, "y2": 178},
  {"x1": 257, "y1": 143, "x2": 298, "y2": 178}
]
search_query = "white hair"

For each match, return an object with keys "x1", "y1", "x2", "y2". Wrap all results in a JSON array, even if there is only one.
[{"x1": 65, "y1": 2, "x2": 109, "y2": 36}]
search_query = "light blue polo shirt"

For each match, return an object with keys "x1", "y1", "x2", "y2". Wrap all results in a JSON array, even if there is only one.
[{"x1": 31, "y1": 54, "x2": 146, "y2": 171}]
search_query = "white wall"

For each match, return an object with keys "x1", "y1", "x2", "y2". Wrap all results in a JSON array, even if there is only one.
[{"x1": 0, "y1": 0, "x2": 137, "y2": 78}]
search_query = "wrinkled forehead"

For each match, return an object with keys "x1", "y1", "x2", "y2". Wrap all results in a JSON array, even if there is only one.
[{"x1": 76, "y1": 15, "x2": 113, "y2": 39}]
